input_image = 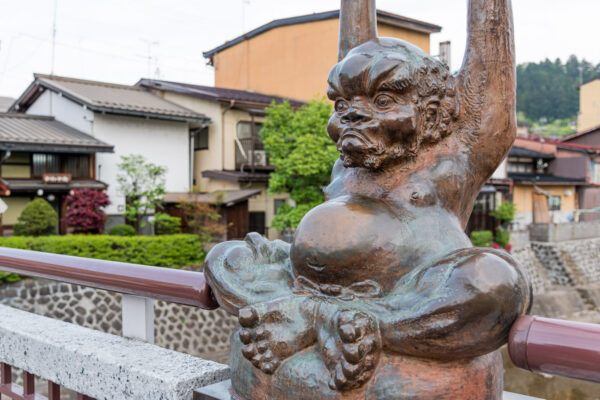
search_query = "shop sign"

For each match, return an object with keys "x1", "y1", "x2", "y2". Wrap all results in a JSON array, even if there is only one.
[{"x1": 42, "y1": 173, "x2": 72, "y2": 184}]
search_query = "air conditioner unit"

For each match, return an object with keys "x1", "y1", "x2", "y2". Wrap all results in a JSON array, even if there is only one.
[{"x1": 249, "y1": 150, "x2": 267, "y2": 167}]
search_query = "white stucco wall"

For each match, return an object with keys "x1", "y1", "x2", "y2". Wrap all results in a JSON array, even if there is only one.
[
  {"x1": 26, "y1": 90, "x2": 94, "y2": 134},
  {"x1": 93, "y1": 114, "x2": 191, "y2": 215},
  {"x1": 491, "y1": 158, "x2": 507, "y2": 179}
]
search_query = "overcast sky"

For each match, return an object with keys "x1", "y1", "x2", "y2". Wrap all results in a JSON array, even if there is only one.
[{"x1": 0, "y1": 0, "x2": 598, "y2": 99}]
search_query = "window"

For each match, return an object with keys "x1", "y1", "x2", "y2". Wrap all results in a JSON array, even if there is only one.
[
  {"x1": 32, "y1": 153, "x2": 90, "y2": 178},
  {"x1": 507, "y1": 162, "x2": 533, "y2": 174},
  {"x1": 249, "y1": 211, "x2": 266, "y2": 235},
  {"x1": 32, "y1": 154, "x2": 60, "y2": 176},
  {"x1": 193, "y1": 127, "x2": 209, "y2": 150},
  {"x1": 548, "y1": 196, "x2": 561, "y2": 211},
  {"x1": 274, "y1": 199, "x2": 286, "y2": 215},
  {"x1": 236, "y1": 122, "x2": 264, "y2": 169},
  {"x1": 593, "y1": 162, "x2": 600, "y2": 185}
]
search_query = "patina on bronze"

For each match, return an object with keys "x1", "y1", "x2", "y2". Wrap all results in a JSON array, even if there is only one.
[{"x1": 204, "y1": 0, "x2": 531, "y2": 398}]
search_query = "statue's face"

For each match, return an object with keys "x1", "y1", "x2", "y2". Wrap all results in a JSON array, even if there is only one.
[
  {"x1": 327, "y1": 40, "x2": 452, "y2": 170},
  {"x1": 327, "y1": 87, "x2": 419, "y2": 170}
]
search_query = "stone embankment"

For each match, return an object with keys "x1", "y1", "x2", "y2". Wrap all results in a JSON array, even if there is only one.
[{"x1": 511, "y1": 223, "x2": 600, "y2": 321}]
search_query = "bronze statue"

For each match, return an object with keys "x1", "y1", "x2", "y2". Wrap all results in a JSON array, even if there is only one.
[{"x1": 204, "y1": 0, "x2": 531, "y2": 398}]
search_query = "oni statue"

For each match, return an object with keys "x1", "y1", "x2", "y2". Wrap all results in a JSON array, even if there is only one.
[{"x1": 204, "y1": 0, "x2": 531, "y2": 398}]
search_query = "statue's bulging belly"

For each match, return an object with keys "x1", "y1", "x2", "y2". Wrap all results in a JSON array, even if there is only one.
[{"x1": 290, "y1": 195, "x2": 471, "y2": 294}]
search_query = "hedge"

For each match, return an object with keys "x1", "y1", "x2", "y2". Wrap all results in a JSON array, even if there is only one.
[
  {"x1": 470, "y1": 230, "x2": 494, "y2": 247},
  {"x1": 0, "y1": 234, "x2": 206, "y2": 284}
]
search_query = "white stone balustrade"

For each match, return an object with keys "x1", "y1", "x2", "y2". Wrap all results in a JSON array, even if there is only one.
[{"x1": 0, "y1": 304, "x2": 230, "y2": 400}]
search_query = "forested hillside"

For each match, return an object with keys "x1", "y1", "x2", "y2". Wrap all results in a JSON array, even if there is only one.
[{"x1": 517, "y1": 56, "x2": 600, "y2": 122}]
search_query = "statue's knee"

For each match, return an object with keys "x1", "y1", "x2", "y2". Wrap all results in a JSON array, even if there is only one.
[
  {"x1": 205, "y1": 240, "x2": 254, "y2": 274},
  {"x1": 450, "y1": 250, "x2": 531, "y2": 314}
]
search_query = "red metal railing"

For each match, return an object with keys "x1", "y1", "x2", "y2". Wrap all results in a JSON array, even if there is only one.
[
  {"x1": 508, "y1": 315, "x2": 600, "y2": 383},
  {"x1": 0, "y1": 362, "x2": 93, "y2": 400},
  {"x1": 0, "y1": 247, "x2": 218, "y2": 309}
]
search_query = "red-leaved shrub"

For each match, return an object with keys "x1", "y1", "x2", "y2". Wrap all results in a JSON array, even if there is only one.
[{"x1": 63, "y1": 189, "x2": 111, "y2": 233}]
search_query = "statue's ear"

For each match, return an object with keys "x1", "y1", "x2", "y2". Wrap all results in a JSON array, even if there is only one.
[{"x1": 421, "y1": 100, "x2": 441, "y2": 144}]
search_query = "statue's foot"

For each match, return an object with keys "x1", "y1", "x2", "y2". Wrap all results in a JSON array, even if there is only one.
[
  {"x1": 237, "y1": 296, "x2": 317, "y2": 374},
  {"x1": 327, "y1": 310, "x2": 381, "y2": 391}
]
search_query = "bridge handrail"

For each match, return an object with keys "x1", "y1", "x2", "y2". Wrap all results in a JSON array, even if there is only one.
[{"x1": 0, "y1": 246, "x2": 218, "y2": 309}]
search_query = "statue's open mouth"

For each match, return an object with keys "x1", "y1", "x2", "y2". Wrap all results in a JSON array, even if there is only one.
[
  {"x1": 341, "y1": 131, "x2": 373, "y2": 153},
  {"x1": 341, "y1": 130, "x2": 369, "y2": 144}
]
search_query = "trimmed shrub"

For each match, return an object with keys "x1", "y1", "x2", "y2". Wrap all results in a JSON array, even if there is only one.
[
  {"x1": 154, "y1": 213, "x2": 181, "y2": 235},
  {"x1": 109, "y1": 224, "x2": 136, "y2": 236},
  {"x1": 495, "y1": 228, "x2": 511, "y2": 247},
  {"x1": 63, "y1": 189, "x2": 110, "y2": 233},
  {"x1": 470, "y1": 230, "x2": 494, "y2": 247},
  {"x1": 0, "y1": 234, "x2": 206, "y2": 284},
  {"x1": 491, "y1": 201, "x2": 516, "y2": 224},
  {"x1": 14, "y1": 198, "x2": 58, "y2": 236}
]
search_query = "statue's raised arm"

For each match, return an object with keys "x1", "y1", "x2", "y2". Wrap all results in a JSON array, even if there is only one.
[{"x1": 456, "y1": 0, "x2": 516, "y2": 184}]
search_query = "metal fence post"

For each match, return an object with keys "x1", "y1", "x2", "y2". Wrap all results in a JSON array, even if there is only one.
[{"x1": 122, "y1": 294, "x2": 154, "y2": 343}]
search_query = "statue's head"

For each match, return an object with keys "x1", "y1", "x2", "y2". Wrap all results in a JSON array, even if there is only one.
[{"x1": 327, "y1": 38, "x2": 457, "y2": 170}]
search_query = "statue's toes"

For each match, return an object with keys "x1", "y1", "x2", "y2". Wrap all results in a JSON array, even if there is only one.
[
  {"x1": 341, "y1": 359, "x2": 361, "y2": 379},
  {"x1": 238, "y1": 306, "x2": 259, "y2": 328},
  {"x1": 339, "y1": 322, "x2": 361, "y2": 343},
  {"x1": 342, "y1": 343, "x2": 366, "y2": 363},
  {"x1": 239, "y1": 328, "x2": 252, "y2": 344},
  {"x1": 242, "y1": 343, "x2": 257, "y2": 360}
]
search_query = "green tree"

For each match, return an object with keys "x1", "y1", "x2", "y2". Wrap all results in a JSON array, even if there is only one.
[
  {"x1": 116, "y1": 155, "x2": 167, "y2": 233},
  {"x1": 260, "y1": 100, "x2": 338, "y2": 229},
  {"x1": 14, "y1": 198, "x2": 58, "y2": 236},
  {"x1": 517, "y1": 56, "x2": 600, "y2": 122}
]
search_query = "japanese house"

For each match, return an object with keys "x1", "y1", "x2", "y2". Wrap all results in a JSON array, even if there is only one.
[
  {"x1": 0, "y1": 113, "x2": 113, "y2": 234},
  {"x1": 9, "y1": 74, "x2": 209, "y2": 230},
  {"x1": 138, "y1": 79, "x2": 302, "y2": 239},
  {"x1": 203, "y1": 9, "x2": 442, "y2": 102}
]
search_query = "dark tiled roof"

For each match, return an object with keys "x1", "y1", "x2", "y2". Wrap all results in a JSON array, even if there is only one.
[
  {"x1": 509, "y1": 146, "x2": 554, "y2": 159},
  {"x1": 561, "y1": 124, "x2": 600, "y2": 143},
  {"x1": 203, "y1": 9, "x2": 441, "y2": 58},
  {"x1": 509, "y1": 173, "x2": 586, "y2": 185},
  {"x1": 0, "y1": 97, "x2": 14, "y2": 113},
  {"x1": 164, "y1": 189, "x2": 261, "y2": 205},
  {"x1": 12, "y1": 75, "x2": 209, "y2": 122},
  {"x1": 202, "y1": 169, "x2": 270, "y2": 183},
  {"x1": 0, "y1": 113, "x2": 113, "y2": 153},
  {"x1": 137, "y1": 79, "x2": 304, "y2": 108}
]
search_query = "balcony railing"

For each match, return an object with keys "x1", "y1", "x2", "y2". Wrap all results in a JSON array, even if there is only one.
[{"x1": 0, "y1": 246, "x2": 599, "y2": 399}]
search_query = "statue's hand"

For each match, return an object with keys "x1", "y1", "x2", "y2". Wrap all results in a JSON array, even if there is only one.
[
  {"x1": 318, "y1": 306, "x2": 381, "y2": 391},
  {"x1": 204, "y1": 232, "x2": 294, "y2": 314},
  {"x1": 237, "y1": 295, "x2": 317, "y2": 374}
]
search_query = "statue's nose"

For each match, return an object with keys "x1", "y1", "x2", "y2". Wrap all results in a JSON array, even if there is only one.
[{"x1": 341, "y1": 107, "x2": 371, "y2": 124}]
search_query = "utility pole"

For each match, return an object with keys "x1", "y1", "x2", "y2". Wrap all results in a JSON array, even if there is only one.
[
  {"x1": 140, "y1": 39, "x2": 159, "y2": 78},
  {"x1": 51, "y1": 0, "x2": 58, "y2": 75},
  {"x1": 241, "y1": 0, "x2": 250, "y2": 32}
]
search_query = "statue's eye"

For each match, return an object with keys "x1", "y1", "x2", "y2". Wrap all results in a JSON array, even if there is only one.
[
  {"x1": 335, "y1": 99, "x2": 349, "y2": 113},
  {"x1": 374, "y1": 94, "x2": 394, "y2": 109}
]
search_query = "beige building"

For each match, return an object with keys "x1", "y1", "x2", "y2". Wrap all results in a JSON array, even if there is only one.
[
  {"x1": 138, "y1": 79, "x2": 303, "y2": 239},
  {"x1": 578, "y1": 78, "x2": 600, "y2": 132},
  {"x1": 203, "y1": 9, "x2": 441, "y2": 102}
]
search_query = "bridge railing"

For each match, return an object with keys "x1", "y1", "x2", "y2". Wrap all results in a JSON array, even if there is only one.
[
  {"x1": 0, "y1": 246, "x2": 599, "y2": 400},
  {"x1": 0, "y1": 247, "x2": 223, "y2": 399}
]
